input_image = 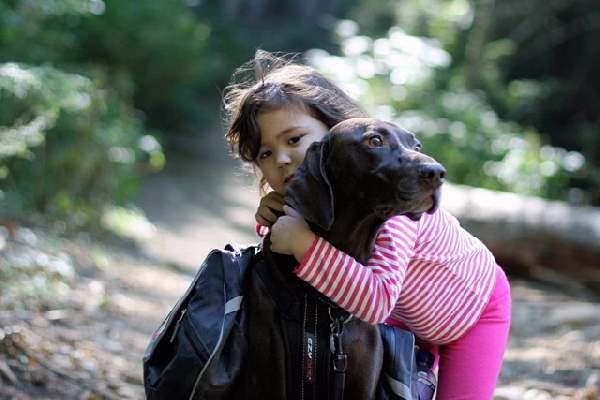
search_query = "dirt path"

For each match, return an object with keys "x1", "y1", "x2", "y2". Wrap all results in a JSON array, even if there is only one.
[
  {"x1": 1, "y1": 147, "x2": 599, "y2": 399},
  {"x1": 134, "y1": 150, "x2": 260, "y2": 272}
]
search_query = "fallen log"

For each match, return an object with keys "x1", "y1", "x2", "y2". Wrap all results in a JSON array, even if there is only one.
[{"x1": 443, "y1": 184, "x2": 600, "y2": 294}]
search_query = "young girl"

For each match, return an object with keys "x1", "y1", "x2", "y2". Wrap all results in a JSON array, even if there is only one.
[{"x1": 223, "y1": 50, "x2": 511, "y2": 400}]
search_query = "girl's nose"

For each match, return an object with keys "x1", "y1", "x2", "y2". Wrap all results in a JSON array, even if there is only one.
[{"x1": 276, "y1": 152, "x2": 292, "y2": 165}]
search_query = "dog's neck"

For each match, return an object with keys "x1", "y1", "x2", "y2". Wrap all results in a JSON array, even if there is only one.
[
  {"x1": 262, "y1": 235, "x2": 339, "y2": 308},
  {"x1": 314, "y1": 200, "x2": 384, "y2": 265}
]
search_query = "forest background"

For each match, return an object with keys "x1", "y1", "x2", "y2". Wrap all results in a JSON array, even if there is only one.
[{"x1": 1, "y1": 0, "x2": 600, "y2": 398}]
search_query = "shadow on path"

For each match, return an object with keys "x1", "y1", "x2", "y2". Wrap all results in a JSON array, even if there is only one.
[{"x1": 134, "y1": 137, "x2": 261, "y2": 271}]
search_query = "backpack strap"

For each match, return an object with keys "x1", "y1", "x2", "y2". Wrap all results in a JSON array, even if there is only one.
[{"x1": 253, "y1": 251, "x2": 303, "y2": 321}]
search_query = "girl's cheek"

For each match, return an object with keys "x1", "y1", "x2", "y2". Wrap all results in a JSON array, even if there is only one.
[
  {"x1": 263, "y1": 172, "x2": 280, "y2": 190},
  {"x1": 295, "y1": 146, "x2": 311, "y2": 161}
]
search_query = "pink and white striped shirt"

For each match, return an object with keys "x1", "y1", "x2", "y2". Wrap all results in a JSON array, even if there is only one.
[{"x1": 293, "y1": 208, "x2": 497, "y2": 345}]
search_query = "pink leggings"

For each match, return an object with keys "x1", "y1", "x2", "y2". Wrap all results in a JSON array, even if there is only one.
[{"x1": 416, "y1": 265, "x2": 512, "y2": 399}]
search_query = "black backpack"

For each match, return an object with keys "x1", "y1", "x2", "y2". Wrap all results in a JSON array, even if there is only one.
[
  {"x1": 143, "y1": 244, "x2": 255, "y2": 399},
  {"x1": 143, "y1": 244, "x2": 422, "y2": 400}
]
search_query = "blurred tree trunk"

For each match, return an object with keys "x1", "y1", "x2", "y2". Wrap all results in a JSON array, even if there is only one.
[
  {"x1": 444, "y1": 184, "x2": 600, "y2": 293},
  {"x1": 465, "y1": 0, "x2": 496, "y2": 89}
]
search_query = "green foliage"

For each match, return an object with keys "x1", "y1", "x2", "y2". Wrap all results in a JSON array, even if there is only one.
[
  {"x1": 1, "y1": 0, "x2": 598, "y2": 222},
  {"x1": 0, "y1": 1, "x2": 168, "y2": 226},
  {"x1": 74, "y1": 0, "x2": 218, "y2": 134},
  {"x1": 341, "y1": 0, "x2": 600, "y2": 205},
  {"x1": 0, "y1": 62, "x2": 163, "y2": 225},
  {"x1": 0, "y1": 0, "x2": 343, "y2": 137},
  {"x1": 308, "y1": 22, "x2": 590, "y2": 203},
  {"x1": 0, "y1": 0, "x2": 219, "y2": 135},
  {"x1": 0, "y1": 0, "x2": 352, "y2": 226}
]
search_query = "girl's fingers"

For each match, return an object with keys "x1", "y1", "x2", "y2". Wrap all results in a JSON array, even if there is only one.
[
  {"x1": 257, "y1": 207, "x2": 278, "y2": 225},
  {"x1": 264, "y1": 197, "x2": 284, "y2": 211},
  {"x1": 268, "y1": 191, "x2": 284, "y2": 201},
  {"x1": 256, "y1": 192, "x2": 285, "y2": 226},
  {"x1": 265, "y1": 203, "x2": 284, "y2": 215},
  {"x1": 255, "y1": 213, "x2": 270, "y2": 227}
]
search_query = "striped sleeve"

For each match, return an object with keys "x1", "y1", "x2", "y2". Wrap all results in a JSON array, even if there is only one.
[{"x1": 294, "y1": 216, "x2": 419, "y2": 324}]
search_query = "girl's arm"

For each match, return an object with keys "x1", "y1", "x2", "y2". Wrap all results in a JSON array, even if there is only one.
[{"x1": 293, "y1": 216, "x2": 419, "y2": 324}]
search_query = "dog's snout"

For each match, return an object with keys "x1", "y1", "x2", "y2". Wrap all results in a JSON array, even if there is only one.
[{"x1": 419, "y1": 163, "x2": 446, "y2": 187}]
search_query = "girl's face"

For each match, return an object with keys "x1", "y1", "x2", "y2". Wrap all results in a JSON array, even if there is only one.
[{"x1": 256, "y1": 106, "x2": 329, "y2": 194}]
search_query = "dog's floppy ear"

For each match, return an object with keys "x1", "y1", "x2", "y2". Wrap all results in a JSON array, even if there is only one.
[{"x1": 284, "y1": 134, "x2": 334, "y2": 231}]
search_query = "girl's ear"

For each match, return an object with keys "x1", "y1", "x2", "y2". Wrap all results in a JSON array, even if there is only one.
[{"x1": 284, "y1": 134, "x2": 334, "y2": 232}]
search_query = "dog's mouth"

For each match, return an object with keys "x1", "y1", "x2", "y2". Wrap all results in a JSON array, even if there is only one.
[
  {"x1": 407, "y1": 188, "x2": 442, "y2": 220},
  {"x1": 426, "y1": 187, "x2": 442, "y2": 214},
  {"x1": 376, "y1": 187, "x2": 442, "y2": 221}
]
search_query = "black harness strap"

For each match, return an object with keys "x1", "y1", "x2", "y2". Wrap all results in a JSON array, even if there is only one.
[
  {"x1": 329, "y1": 309, "x2": 348, "y2": 400},
  {"x1": 302, "y1": 295, "x2": 318, "y2": 400},
  {"x1": 254, "y1": 251, "x2": 350, "y2": 400}
]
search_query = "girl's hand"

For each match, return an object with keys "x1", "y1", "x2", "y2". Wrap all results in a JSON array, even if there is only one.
[
  {"x1": 255, "y1": 191, "x2": 285, "y2": 227},
  {"x1": 270, "y1": 206, "x2": 316, "y2": 262}
]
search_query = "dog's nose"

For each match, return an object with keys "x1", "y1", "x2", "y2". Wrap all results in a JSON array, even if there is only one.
[{"x1": 419, "y1": 163, "x2": 446, "y2": 187}]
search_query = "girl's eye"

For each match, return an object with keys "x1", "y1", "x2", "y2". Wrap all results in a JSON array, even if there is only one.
[
  {"x1": 288, "y1": 135, "x2": 303, "y2": 145},
  {"x1": 258, "y1": 150, "x2": 272, "y2": 161},
  {"x1": 368, "y1": 135, "x2": 384, "y2": 147}
]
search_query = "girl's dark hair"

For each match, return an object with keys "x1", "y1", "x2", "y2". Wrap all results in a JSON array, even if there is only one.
[{"x1": 223, "y1": 50, "x2": 367, "y2": 166}]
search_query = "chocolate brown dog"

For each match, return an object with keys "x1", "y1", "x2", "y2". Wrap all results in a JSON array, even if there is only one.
[
  {"x1": 286, "y1": 117, "x2": 446, "y2": 264},
  {"x1": 230, "y1": 118, "x2": 445, "y2": 400}
]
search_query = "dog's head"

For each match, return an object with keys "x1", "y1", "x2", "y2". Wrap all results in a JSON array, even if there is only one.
[{"x1": 285, "y1": 117, "x2": 446, "y2": 232}]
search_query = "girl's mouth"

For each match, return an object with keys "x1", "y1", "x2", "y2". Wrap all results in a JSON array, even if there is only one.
[{"x1": 284, "y1": 174, "x2": 295, "y2": 184}]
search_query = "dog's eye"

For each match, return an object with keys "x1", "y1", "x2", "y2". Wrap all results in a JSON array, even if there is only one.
[
  {"x1": 414, "y1": 143, "x2": 422, "y2": 152},
  {"x1": 368, "y1": 135, "x2": 384, "y2": 147}
]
